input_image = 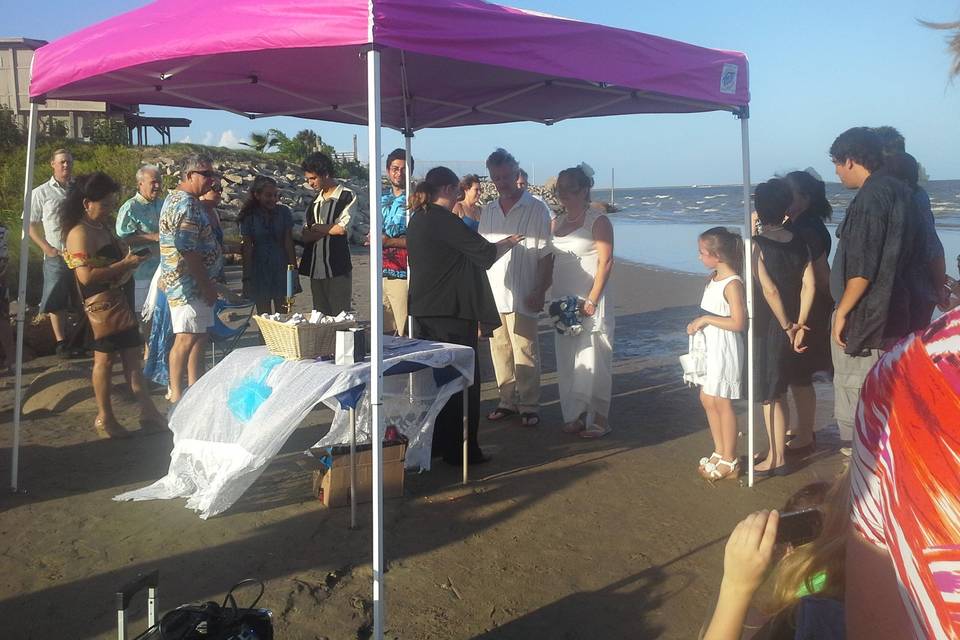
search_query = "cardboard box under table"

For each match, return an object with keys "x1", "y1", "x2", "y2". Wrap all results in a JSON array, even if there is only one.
[{"x1": 312, "y1": 441, "x2": 406, "y2": 508}]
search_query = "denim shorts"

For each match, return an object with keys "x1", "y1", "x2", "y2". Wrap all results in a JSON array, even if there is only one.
[{"x1": 40, "y1": 255, "x2": 77, "y2": 313}]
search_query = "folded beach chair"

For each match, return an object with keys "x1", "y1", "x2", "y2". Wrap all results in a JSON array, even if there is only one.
[
  {"x1": 116, "y1": 571, "x2": 274, "y2": 639},
  {"x1": 209, "y1": 297, "x2": 256, "y2": 366}
]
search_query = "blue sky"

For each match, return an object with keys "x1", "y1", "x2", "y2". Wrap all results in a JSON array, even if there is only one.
[{"x1": 9, "y1": 0, "x2": 960, "y2": 187}]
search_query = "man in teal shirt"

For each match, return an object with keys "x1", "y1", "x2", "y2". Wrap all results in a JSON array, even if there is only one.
[{"x1": 116, "y1": 165, "x2": 163, "y2": 312}]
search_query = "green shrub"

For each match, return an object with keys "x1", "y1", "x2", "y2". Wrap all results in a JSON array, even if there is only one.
[{"x1": 0, "y1": 106, "x2": 25, "y2": 147}]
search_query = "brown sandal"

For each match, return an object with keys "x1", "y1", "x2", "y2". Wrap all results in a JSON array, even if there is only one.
[
  {"x1": 487, "y1": 407, "x2": 517, "y2": 421},
  {"x1": 94, "y1": 416, "x2": 131, "y2": 439}
]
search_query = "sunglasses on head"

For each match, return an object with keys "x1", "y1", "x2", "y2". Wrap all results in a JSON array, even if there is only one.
[{"x1": 190, "y1": 169, "x2": 216, "y2": 178}]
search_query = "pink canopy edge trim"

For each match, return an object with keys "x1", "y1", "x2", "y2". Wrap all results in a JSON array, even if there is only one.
[
  {"x1": 31, "y1": 0, "x2": 749, "y2": 111},
  {"x1": 374, "y1": 0, "x2": 749, "y2": 108},
  {"x1": 30, "y1": 0, "x2": 370, "y2": 98}
]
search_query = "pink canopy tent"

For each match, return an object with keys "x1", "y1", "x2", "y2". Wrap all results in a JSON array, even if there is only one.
[{"x1": 15, "y1": 1, "x2": 752, "y2": 637}]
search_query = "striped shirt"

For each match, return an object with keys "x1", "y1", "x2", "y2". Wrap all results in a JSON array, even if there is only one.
[
  {"x1": 297, "y1": 184, "x2": 354, "y2": 280},
  {"x1": 851, "y1": 307, "x2": 960, "y2": 639}
]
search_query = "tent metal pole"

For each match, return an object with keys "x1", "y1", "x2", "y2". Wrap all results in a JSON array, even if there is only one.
[
  {"x1": 400, "y1": 51, "x2": 414, "y2": 339},
  {"x1": 404, "y1": 133, "x2": 413, "y2": 338},
  {"x1": 367, "y1": 45, "x2": 386, "y2": 640},
  {"x1": 738, "y1": 109, "x2": 755, "y2": 488},
  {"x1": 12, "y1": 102, "x2": 40, "y2": 492}
]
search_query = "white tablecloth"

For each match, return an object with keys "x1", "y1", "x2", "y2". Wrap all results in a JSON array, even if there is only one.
[{"x1": 115, "y1": 336, "x2": 474, "y2": 518}]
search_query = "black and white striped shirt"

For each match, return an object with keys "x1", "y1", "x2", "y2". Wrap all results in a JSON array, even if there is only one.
[{"x1": 298, "y1": 184, "x2": 354, "y2": 280}]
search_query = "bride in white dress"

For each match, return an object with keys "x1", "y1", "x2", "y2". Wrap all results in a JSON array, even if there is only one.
[{"x1": 551, "y1": 164, "x2": 615, "y2": 438}]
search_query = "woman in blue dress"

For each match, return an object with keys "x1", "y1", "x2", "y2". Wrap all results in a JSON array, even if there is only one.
[
  {"x1": 239, "y1": 176, "x2": 297, "y2": 313},
  {"x1": 453, "y1": 174, "x2": 482, "y2": 232}
]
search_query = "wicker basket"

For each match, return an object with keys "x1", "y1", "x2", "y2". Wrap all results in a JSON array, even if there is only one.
[{"x1": 254, "y1": 315, "x2": 357, "y2": 360}]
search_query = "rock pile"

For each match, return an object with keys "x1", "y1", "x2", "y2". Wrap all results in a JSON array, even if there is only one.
[
  {"x1": 150, "y1": 156, "x2": 371, "y2": 244},
  {"x1": 148, "y1": 155, "x2": 610, "y2": 241}
]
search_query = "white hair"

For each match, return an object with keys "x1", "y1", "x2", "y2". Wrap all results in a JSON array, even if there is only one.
[{"x1": 136, "y1": 164, "x2": 160, "y2": 183}]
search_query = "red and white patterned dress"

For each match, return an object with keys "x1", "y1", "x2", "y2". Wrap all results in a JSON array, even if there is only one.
[{"x1": 851, "y1": 308, "x2": 960, "y2": 639}]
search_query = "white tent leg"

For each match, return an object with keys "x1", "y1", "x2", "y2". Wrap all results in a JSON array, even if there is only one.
[
  {"x1": 11, "y1": 103, "x2": 40, "y2": 493},
  {"x1": 404, "y1": 133, "x2": 413, "y2": 338},
  {"x1": 738, "y1": 111, "x2": 755, "y2": 488},
  {"x1": 462, "y1": 387, "x2": 468, "y2": 484},
  {"x1": 366, "y1": 46, "x2": 386, "y2": 640}
]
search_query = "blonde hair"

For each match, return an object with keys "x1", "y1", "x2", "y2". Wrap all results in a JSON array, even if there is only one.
[
  {"x1": 763, "y1": 468, "x2": 850, "y2": 617},
  {"x1": 699, "y1": 226, "x2": 744, "y2": 276}
]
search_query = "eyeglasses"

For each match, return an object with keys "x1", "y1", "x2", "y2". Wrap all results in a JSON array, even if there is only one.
[{"x1": 190, "y1": 170, "x2": 216, "y2": 178}]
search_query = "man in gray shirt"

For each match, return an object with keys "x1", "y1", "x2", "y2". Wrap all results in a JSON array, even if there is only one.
[{"x1": 28, "y1": 148, "x2": 83, "y2": 357}]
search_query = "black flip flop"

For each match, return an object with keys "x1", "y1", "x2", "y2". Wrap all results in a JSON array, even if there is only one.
[{"x1": 487, "y1": 407, "x2": 518, "y2": 421}]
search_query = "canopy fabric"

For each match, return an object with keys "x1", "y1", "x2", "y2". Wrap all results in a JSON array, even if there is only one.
[{"x1": 30, "y1": 0, "x2": 749, "y2": 131}]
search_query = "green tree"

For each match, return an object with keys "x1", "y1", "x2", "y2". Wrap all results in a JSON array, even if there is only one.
[
  {"x1": 240, "y1": 130, "x2": 281, "y2": 152},
  {"x1": 0, "y1": 106, "x2": 24, "y2": 148},
  {"x1": 275, "y1": 128, "x2": 336, "y2": 164},
  {"x1": 88, "y1": 117, "x2": 128, "y2": 145},
  {"x1": 40, "y1": 116, "x2": 69, "y2": 140}
]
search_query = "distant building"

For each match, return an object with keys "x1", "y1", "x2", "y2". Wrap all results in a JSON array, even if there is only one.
[{"x1": 0, "y1": 36, "x2": 136, "y2": 140}]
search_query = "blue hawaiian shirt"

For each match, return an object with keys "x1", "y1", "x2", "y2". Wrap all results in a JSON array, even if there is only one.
[
  {"x1": 381, "y1": 191, "x2": 408, "y2": 279},
  {"x1": 116, "y1": 192, "x2": 163, "y2": 283},
  {"x1": 158, "y1": 190, "x2": 223, "y2": 307}
]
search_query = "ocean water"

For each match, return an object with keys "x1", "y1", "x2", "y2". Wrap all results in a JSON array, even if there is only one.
[{"x1": 609, "y1": 180, "x2": 960, "y2": 276}]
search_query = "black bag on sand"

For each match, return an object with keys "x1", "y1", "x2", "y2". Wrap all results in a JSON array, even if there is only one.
[{"x1": 117, "y1": 572, "x2": 273, "y2": 640}]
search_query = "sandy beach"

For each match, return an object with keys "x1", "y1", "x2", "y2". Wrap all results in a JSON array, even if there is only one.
[{"x1": 0, "y1": 254, "x2": 846, "y2": 639}]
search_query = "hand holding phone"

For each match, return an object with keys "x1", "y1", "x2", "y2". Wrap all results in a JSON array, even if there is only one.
[{"x1": 774, "y1": 508, "x2": 823, "y2": 546}]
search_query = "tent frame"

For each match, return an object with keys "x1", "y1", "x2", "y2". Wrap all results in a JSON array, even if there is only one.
[{"x1": 12, "y1": 18, "x2": 753, "y2": 640}]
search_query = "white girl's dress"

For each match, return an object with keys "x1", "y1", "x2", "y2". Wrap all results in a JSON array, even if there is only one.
[
  {"x1": 551, "y1": 210, "x2": 614, "y2": 422},
  {"x1": 691, "y1": 274, "x2": 743, "y2": 399}
]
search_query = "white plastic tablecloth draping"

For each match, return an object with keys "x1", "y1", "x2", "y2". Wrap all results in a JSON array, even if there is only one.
[{"x1": 115, "y1": 337, "x2": 474, "y2": 518}]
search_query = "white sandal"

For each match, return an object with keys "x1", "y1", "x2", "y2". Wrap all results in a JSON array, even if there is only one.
[
  {"x1": 698, "y1": 451, "x2": 721, "y2": 474},
  {"x1": 708, "y1": 457, "x2": 740, "y2": 481}
]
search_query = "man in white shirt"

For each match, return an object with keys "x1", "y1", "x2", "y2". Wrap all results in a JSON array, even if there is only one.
[
  {"x1": 479, "y1": 148, "x2": 553, "y2": 427},
  {"x1": 28, "y1": 148, "x2": 83, "y2": 357}
]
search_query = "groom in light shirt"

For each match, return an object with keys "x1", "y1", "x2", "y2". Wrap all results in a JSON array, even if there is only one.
[{"x1": 478, "y1": 148, "x2": 553, "y2": 427}]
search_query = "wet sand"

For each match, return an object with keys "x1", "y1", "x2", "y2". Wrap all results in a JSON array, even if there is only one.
[{"x1": 0, "y1": 254, "x2": 845, "y2": 639}]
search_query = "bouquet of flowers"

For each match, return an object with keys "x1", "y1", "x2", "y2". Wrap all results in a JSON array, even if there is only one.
[{"x1": 548, "y1": 295, "x2": 584, "y2": 336}]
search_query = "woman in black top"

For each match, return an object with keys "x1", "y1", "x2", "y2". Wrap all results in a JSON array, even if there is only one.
[
  {"x1": 752, "y1": 179, "x2": 815, "y2": 475},
  {"x1": 407, "y1": 167, "x2": 522, "y2": 465},
  {"x1": 783, "y1": 170, "x2": 834, "y2": 454},
  {"x1": 61, "y1": 172, "x2": 165, "y2": 438}
]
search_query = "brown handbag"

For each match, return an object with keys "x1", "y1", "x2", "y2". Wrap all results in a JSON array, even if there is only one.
[
  {"x1": 76, "y1": 233, "x2": 139, "y2": 340},
  {"x1": 82, "y1": 285, "x2": 138, "y2": 340}
]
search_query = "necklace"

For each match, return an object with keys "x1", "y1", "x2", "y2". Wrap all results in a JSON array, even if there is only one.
[{"x1": 81, "y1": 217, "x2": 106, "y2": 230}]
